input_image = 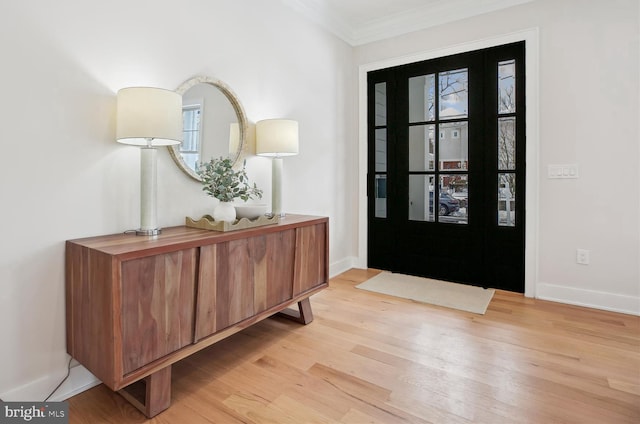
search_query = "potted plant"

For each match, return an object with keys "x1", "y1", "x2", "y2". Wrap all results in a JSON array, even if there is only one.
[{"x1": 197, "y1": 156, "x2": 263, "y2": 222}]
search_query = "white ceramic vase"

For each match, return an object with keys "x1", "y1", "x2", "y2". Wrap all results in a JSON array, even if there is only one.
[{"x1": 213, "y1": 201, "x2": 236, "y2": 222}]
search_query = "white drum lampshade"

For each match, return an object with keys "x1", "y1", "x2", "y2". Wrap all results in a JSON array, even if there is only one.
[{"x1": 256, "y1": 119, "x2": 299, "y2": 157}]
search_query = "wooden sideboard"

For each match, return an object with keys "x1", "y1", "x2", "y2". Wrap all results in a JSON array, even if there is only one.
[{"x1": 66, "y1": 215, "x2": 328, "y2": 417}]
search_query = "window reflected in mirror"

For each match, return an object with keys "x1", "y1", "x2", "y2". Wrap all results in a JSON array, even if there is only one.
[{"x1": 181, "y1": 103, "x2": 202, "y2": 172}]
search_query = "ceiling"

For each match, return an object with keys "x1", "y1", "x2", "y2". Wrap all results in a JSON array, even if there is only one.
[{"x1": 282, "y1": 0, "x2": 534, "y2": 46}]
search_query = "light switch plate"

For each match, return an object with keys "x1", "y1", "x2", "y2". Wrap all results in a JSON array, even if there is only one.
[{"x1": 548, "y1": 164, "x2": 579, "y2": 179}]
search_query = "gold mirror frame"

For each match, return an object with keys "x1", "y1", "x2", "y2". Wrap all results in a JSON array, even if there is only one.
[{"x1": 169, "y1": 75, "x2": 248, "y2": 181}]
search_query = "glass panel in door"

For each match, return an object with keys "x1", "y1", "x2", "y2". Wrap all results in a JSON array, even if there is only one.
[
  {"x1": 374, "y1": 82, "x2": 388, "y2": 218},
  {"x1": 409, "y1": 175, "x2": 434, "y2": 222},
  {"x1": 498, "y1": 173, "x2": 516, "y2": 226},
  {"x1": 409, "y1": 125, "x2": 435, "y2": 172},
  {"x1": 409, "y1": 74, "x2": 435, "y2": 123},
  {"x1": 497, "y1": 59, "x2": 517, "y2": 227},
  {"x1": 498, "y1": 60, "x2": 516, "y2": 113},
  {"x1": 438, "y1": 121, "x2": 468, "y2": 171},
  {"x1": 439, "y1": 174, "x2": 468, "y2": 224},
  {"x1": 439, "y1": 69, "x2": 468, "y2": 119}
]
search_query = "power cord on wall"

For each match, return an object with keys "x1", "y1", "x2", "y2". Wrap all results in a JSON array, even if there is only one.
[
  {"x1": 0, "y1": 357, "x2": 73, "y2": 403},
  {"x1": 44, "y1": 357, "x2": 73, "y2": 401}
]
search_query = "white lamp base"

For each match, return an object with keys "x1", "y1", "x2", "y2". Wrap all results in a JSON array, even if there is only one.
[
  {"x1": 137, "y1": 147, "x2": 161, "y2": 235},
  {"x1": 272, "y1": 157, "x2": 285, "y2": 218}
]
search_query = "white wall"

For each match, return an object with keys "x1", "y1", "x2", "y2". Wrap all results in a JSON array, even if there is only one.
[
  {"x1": 0, "y1": 0, "x2": 356, "y2": 401},
  {"x1": 354, "y1": 0, "x2": 640, "y2": 313}
]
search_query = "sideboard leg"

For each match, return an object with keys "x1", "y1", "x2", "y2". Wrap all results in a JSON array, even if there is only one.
[
  {"x1": 119, "y1": 365, "x2": 172, "y2": 418},
  {"x1": 276, "y1": 297, "x2": 314, "y2": 325},
  {"x1": 297, "y1": 297, "x2": 314, "y2": 324}
]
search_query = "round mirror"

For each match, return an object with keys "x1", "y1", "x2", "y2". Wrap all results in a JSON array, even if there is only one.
[{"x1": 169, "y1": 76, "x2": 248, "y2": 181}]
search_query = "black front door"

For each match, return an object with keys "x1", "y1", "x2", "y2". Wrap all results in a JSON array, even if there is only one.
[{"x1": 367, "y1": 42, "x2": 525, "y2": 292}]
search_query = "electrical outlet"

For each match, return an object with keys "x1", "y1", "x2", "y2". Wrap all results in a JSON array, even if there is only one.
[{"x1": 576, "y1": 249, "x2": 590, "y2": 265}]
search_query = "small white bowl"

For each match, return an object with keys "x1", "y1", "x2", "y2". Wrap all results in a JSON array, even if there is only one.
[{"x1": 234, "y1": 203, "x2": 267, "y2": 220}]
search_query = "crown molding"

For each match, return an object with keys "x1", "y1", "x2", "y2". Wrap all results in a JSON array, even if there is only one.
[
  {"x1": 281, "y1": 0, "x2": 357, "y2": 44},
  {"x1": 283, "y1": 0, "x2": 534, "y2": 46}
]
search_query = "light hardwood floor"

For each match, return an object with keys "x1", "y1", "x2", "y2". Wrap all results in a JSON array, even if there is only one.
[{"x1": 68, "y1": 268, "x2": 640, "y2": 423}]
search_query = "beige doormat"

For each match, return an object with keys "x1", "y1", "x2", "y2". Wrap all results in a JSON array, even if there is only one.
[{"x1": 356, "y1": 271, "x2": 495, "y2": 314}]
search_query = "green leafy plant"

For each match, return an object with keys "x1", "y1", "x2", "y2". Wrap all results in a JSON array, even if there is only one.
[{"x1": 197, "y1": 156, "x2": 263, "y2": 203}]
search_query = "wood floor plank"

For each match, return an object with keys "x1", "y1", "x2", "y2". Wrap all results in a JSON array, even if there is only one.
[
  {"x1": 340, "y1": 408, "x2": 390, "y2": 424},
  {"x1": 68, "y1": 268, "x2": 640, "y2": 423}
]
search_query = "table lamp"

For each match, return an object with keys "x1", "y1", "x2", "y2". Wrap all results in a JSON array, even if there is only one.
[
  {"x1": 256, "y1": 119, "x2": 299, "y2": 217},
  {"x1": 116, "y1": 87, "x2": 182, "y2": 235}
]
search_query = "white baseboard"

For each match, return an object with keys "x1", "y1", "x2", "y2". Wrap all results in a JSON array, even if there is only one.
[
  {"x1": 330, "y1": 256, "x2": 357, "y2": 278},
  {"x1": 536, "y1": 282, "x2": 640, "y2": 316},
  {"x1": 48, "y1": 364, "x2": 101, "y2": 402},
  {"x1": 0, "y1": 363, "x2": 100, "y2": 402}
]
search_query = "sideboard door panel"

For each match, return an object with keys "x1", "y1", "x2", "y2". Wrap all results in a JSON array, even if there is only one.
[
  {"x1": 262, "y1": 229, "x2": 296, "y2": 310},
  {"x1": 196, "y1": 230, "x2": 296, "y2": 340},
  {"x1": 195, "y1": 244, "x2": 217, "y2": 341},
  {"x1": 216, "y1": 238, "x2": 256, "y2": 331},
  {"x1": 121, "y1": 249, "x2": 197, "y2": 374},
  {"x1": 293, "y1": 223, "x2": 327, "y2": 296}
]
